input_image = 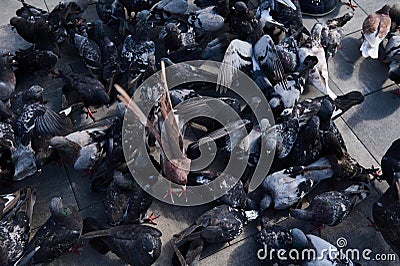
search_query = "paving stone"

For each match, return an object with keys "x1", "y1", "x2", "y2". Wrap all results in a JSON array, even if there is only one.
[
  {"x1": 316, "y1": 0, "x2": 367, "y2": 36},
  {"x1": 335, "y1": 118, "x2": 379, "y2": 168},
  {"x1": 327, "y1": 32, "x2": 393, "y2": 95},
  {"x1": 341, "y1": 87, "x2": 400, "y2": 162},
  {"x1": 200, "y1": 237, "x2": 260, "y2": 266},
  {"x1": 355, "y1": 0, "x2": 398, "y2": 15},
  {"x1": 64, "y1": 164, "x2": 106, "y2": 210},
  {"x1": 0, "y1": 25, "x2": 31, "y2": 53}
]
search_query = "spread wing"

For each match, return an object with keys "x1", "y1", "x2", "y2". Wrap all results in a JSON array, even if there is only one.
[{"x1": 217, "y1": 39, "x2": 253, "y2": 93}]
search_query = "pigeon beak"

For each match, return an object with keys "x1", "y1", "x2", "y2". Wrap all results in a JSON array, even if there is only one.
[{"x1": 277, "y1": 0, "x2": 296, "y2": 10}]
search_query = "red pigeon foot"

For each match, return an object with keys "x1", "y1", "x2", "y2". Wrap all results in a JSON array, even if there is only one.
[
  {"x1": 84, "y1": 107, "x2": 97, "y2": 121},
  {"x1": 143, "y1": 212, "x2": 161, "y2": 225},
  {"x1": 367, "y1": 217, "x2": 380, "y2": 231}
]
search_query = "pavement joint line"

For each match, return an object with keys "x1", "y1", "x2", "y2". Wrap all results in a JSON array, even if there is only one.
[
  {"x1": 363, "y1": 84, "x2": 397, "y2": 97},
  {"x1": 339, "y1": 116, "x2": 382, "y2": 168},
  {"x1": 352, "y1": 0, "x2": 370, "y2": 16},
  {"x1": 62, "y1": 160, "x2": 81, "y2": 210},
  {"x1": 78, "y1": 199, "x2": 106, "y2": 212}
]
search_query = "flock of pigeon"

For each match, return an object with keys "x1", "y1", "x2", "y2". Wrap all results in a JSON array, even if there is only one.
[{"x1": 0, "y1": 0, "x2": 399, "y2": 265}]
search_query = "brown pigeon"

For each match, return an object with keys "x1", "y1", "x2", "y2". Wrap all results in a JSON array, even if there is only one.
[{"x1": 360, "y1": 5, "x2": 391, "y2": 59}]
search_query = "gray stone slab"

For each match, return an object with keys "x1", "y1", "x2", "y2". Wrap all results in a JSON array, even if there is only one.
[
  {"x1": 64, "y1": 164, "x2": 106, "y2": 210},
  {"x1": 43, "y1": 0, "x2": 97, "y2": 11},
  {"x1": 317, "y1": 1, "x2": 367, "y2": 36},
  {"x1": 200, "y1": 237, "x2": 260, "y2": 266},
  {"x1": 0, "y1": 25, "x2": 31, "y2": 53},
  {"x1": 341, "y1": 87, "x2": 400, "y2": 162},
  {"x1": 327, "y1": 32, "x2": 393, "y2": 95},
  {"x1": 355, "y1": 0, "x2": 398, "y2": 15},
  {"x1": 335, "y1": 118, "x2": 379, "y2": 168}
]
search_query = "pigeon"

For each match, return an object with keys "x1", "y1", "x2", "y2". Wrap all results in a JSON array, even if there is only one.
[
  {"x1": 61, "y1": 73, "x2": 110, "y2": 120},
  {"x1": 84, "y1": 20, "x2": 119, "y2": 87},
  {"x1": 83, "y1": 217, "x2": 162, "y2": 266},
  {"x1": 187, "y1": 1, "x2": 226, "y2": 33},
  {"x1": 256, "y1": 0, "x2": 297, "y2": 38},
  {"x1": 200, "y1": 33, "x2": 237, "y2": 61},
  {"x1": 49, "y1": 125, "x2": 108, "y2": 171},
  {"x1": 390, "y1": 4, "x2": 400, "y2": 32},
  {"x1": 20, "y1": 197, "x2": 83, "y2": 264},
  {"x1": 216, "y1": 179, "x2": 248, "y2": 208},
  {"x1": 290, "y1": 183, "x2": 369, "y2": 226},
  {"x1": 119, "y1": 0, "x2": 158, "y2": 18},
  {"x1": 228, "y1": 1, "x2": 258, "y2": 41},
  {"x1": 385, "y1": 33, "x2": 400, "y2": 84},
  {"x1": 96, "y1": 0, "x2": 117, "y2": 25},
  {"x1": 360, "y1": 5, "x2": 391, "y2": 59},
  {"x1": 0, "y1": 121, "x2": 16, "y2": 151},
  {"x1": 381, "y1": 138, "x2": 400, "y2": 185},
  {"x1": 290, "y1": 228, "x2": 357, "y2": 265},
  {"x1": 12, "y1": 144, "x2": 37, "y2": 181},
  {"x1": 120, "y1": 11, "x2": 155, "y2": 81},
  {"x1": 71, "y1": 31, "x2": 102, "y2": 77},
  {"x1": 0, "y1": 121, "x2": 16, "y2": 184},
  {"x1": 260, "y1": 156, "x2": 334, "y2": 210},
  {"x1": 217, "y1": 35, "x2": 288, "y2": 93},
  {"x1": 255, "y1": 226, "x2": 297, "y2": 265},
  {"x1": 10, "y1": 47, "x2": 58, "y2": 72},
  {"x1": 373, "y1": 172, "x2": 400, "y2": 256},
  {"x1": 159, "y1": 23, "x2": 197, "y2": 53},
  {"x1": 105, "y1": 171, "x2": 154, "y2": 226},
  {"x1": 15, "y1": 103, "x2": 71, "y2": 146},
  {"x1": 173, "y1": 205, "x2": 258, "y2": 265},
  {"x1": 0, "y1": 55, "x2": 16, "y2": 106},
  {"x1": 299, "y1": 23, "x2": 334, "y2": 99},
  {"x1": 10, "y1": 85, "x2": 44, "y2": 116},
  {"x1": 322, "y1": 12, "x2": 354, "y2": 60},
  {"x1": 0, "y1": 187, "x2": 36, "y2": 265}
]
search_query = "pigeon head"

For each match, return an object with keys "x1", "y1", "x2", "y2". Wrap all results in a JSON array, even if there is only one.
[
  {"x1": 233, "y1": 2, "x2": 248, "y2": 14},
  {"x1": 113, "y1": 171, "x2": 137, "y2": 190},
  {"x1": 159, "y1": 23, "x2": 180, "y2": 39},
  {"x1": 377, "y1": 4, "x2": 391, "y2": 15},
  {"x1": 9, "y1": 17, "x2": 24, "y2": 29},
  {"x1": 139, "y1": 233, "x2": 160, "y2": 258},
  {"x1": 291, "y1": 228, "x2": 309, "y2": 250},
  {"x1": 50, "y1": 197, "x2": 72, "y2": 216},
  {"x1": 26, "y1": 85, "x2": 44, "y2": 100}
]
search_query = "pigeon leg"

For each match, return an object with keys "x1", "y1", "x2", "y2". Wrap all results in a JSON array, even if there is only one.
[
  {"x1": 70, "y1": 243, "x2": 84, "y2": 255},
  {"x1": 391, "y1": 89, "x2": 400, "y2": 98},
  {"x1": 341, "y1": 0, "x2": 357, "y2": 10},
  {"x1": 163, "y1": 185, "x2": 179, "y2": 204},
  {"x1": 367, "y1": 217, "x2": 379, "y2": 231},
  {"x1": 310, "y1": 224, "x2": 324, "y2": 237},
  {"x1": 84, "y1": 107, "x2": 97, "y2": 121},
  {"x1": 143, "y1": 212, "x2": 161, "y2": 225},
  {"x1": 178, "y1": 185, "x2": 190, "y2": 203},
  {"x1": 370, "y1": 166, "x2": 382, "y2": 180}
]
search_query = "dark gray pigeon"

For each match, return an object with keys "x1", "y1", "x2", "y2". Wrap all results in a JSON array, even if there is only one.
[
  {"x1": 0, "y1": 187, "x2": 36, "y2": 265},
  {"x1": 19, "y1": 197, "x2": 83, "y2": 264},
  {"x1": 83, "y1": 217, "x2": 162, "y2": 266},
  {"x1": 173, "y1": 205, "x2": 258, "y2": 265},
  {"x1": 105, "y1": 171, "x2": 154, "y2": 226},
  {"x1": 290, "y1": 183, "x2": 369, "y2": 226}
]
